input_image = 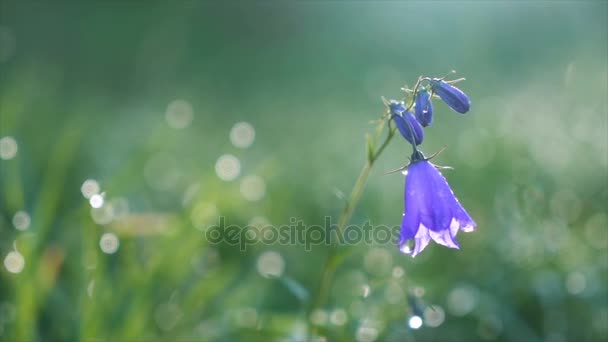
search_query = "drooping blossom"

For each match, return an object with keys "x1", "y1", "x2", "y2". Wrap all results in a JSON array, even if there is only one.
[{"x1": 399, "y1": 155, "x2": 476, "y2": 257}]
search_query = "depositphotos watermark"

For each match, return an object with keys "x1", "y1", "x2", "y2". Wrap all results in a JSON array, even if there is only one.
[{"x1": 204, "y1": 216, "x2": 401, "y2": 251}]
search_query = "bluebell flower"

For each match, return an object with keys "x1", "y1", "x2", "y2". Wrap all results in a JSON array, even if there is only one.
[
  {"x1": 414, "y1": 88, "x2": 433, "y2": 127},
  {"x1": 399, "y1": 158, "x2": 476, "y2": 257},
  {"x1": 429, "y1": 79, "x2": 471, "y2": 114},
  {"x1": 389, "y1": 101, "x2": 424, "y2": 146}
]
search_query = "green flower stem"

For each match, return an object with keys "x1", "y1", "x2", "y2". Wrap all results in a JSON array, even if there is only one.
[{"x1": 308, "y1": 118, "x2": 397, "y2": 337}]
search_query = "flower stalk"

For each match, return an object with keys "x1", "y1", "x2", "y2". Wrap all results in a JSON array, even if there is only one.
[{"x1": 308, "y1": 114, "x2": 396, "y2": 337}]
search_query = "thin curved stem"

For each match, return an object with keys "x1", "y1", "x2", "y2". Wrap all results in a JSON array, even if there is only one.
[{"x1": 307, "y1": 120, "x2": 396, "y2": 337}]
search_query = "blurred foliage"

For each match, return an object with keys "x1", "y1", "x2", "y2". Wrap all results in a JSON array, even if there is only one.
[{"x1": 0, "y1": 1, "x2": 607, "y2": 341}]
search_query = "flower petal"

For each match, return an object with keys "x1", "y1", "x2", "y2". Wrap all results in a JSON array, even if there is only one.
[
  {"x1": 398, "y1": 160, "x2": 476, "y2": 256},
  {"x1": 412, "y1": 161, "x2": 454, "y2": 232},
  {"x1": 399, "y1": 162, "x2": 429, "y2": 255},
  {"x1": 412, "y1": 224, "x2": 432, "y2": 256},
  {"x1": 429, "y1": 227, "x2": 460, "y2": 249}
]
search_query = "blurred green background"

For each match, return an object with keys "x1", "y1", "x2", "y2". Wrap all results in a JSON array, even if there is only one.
[{"x1": 0, "y1": 1, "x2": 607, "y2": 341}]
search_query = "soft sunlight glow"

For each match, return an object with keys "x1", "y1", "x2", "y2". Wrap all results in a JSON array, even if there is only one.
[
  {"x1": 91, "y1": 206, "x2": 114, "y2": 225},
  {"x1": 565, "y1": 272, "x2": 587, "y2": 295},
  {"x1": 12, "y1": 211, "x2": 30, "y2": 231},
  {"x1": 190, "y1": 202, "x2": 219, "y2": 231},
  {"x1": 447, "y1": 286, "x2": 478, "y2": 316},
  {"x1": 408, "y1": 315, "x2": 423, "y2": 329},
  {"x1": 108, "y1": 197, "x2": 129, "y2": 219},
  {"x1": 4, "y1": 251, "x2": 25, "y2": 274},
  {"x1": 423, "y1": 306, "x2": 446, "y2": 328},
  {"x1": 310, "y1": 309, "x2": 329, "y2": 326},
  {"x1": 240, "y1": 175, "x2": 266, "y2": 201},
  {"x1": 230, "y1": 122, "x2": 255, "y2": 148},
  {"x1": 330, "y1": 309, "x2": 348, "y2": 326},
  {"x1": 256, "y1": 251, "x2": 285, "y2": 278},
  {"x1": 248, "y1": 216, "x2": 271, "y2": 229},
  {"x1": 99, "y1": 233, "x2": 120, "y2": 254},
  {"x1": 81, "y1": 179, "x2": 100, "y2": 199},
  {"x1": 355, "y1": 325, "x2": 379, "y2": 342},
  {"x1": 89, "y1": 194, "x2": 104, "y2": 208},
  {"x1": 246, "y1": 216, "x2": 271, "y2": 241},
  {"x1": 215, "y1": 154, "x2": 240, "y2": 181},
  {"x1": 166, "y1": 99, "x2": 194, "y2": 129},
  {"x1": 392, "y1": 266, "x2": 404, "y2": 278},
  {"x1": 0, "y1": 136, "x2": 18, "y2": 160},
  {"x1": 413, "y1": 286, "x2": 426, "y2": 297}
]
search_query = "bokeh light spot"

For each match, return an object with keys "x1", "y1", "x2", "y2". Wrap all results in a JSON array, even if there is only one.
[
  {"x1": 356, "y1": 325, "x2": 379, "y2": 342},
  {"x1": 81, "y1": 179, "x2": 100, "y2": 199},
  {"x1": 240, "y1": 175, "x2": 266, "y2": 201},
  {"x1": 3, "y1": 251, "x2": 24, "y2": 274},
  {"x1": 565, "y1": 272, "x2": 587, "y2": 295},
  {"x1": 256, "y1": 251, "x2": 285, "y2": 278},
  {"x1": 12, "y1": 211, "x2": 30, "y2": 231},
  {"x1": 215, "y1": 154, "x2": 240, "y2": 181},
  {"x1": 408, "y1": 315, "x2": 423, "y2": 329},
  {"x1": 423, "y1": 306, "x2": 445, "y2": 328},
  {"x1": 392, "y1": 266, "x2": 404, "y2": 278},
  {"x1": 412, "y1": 286, "x2": 426, "y2": 298},
  {"x1": 165, "y1": 99, "x2": 193, "y2": 129},
  {"x1": 248, "y1": 216, "x2": 271, "y2": 230},
  {"x1": 91, "y1": 205, "x2": 114, "y2": 225},
  {"x1": 190, "y1": 202, "x2": 219, "y2": 231},
  {"x1": 89, "y1": 194, "x2": 104, "y2": 209},
  {"x1": 0, "y1": 136, "x2": 18, "y2": 160},
  {"x1": 310, "y1": 309, "x2": 329, "y2": 326},
  {"x1": 230, "y1": 122, "x2": 255, "y2": 148},
  {"x1": 330, "y1": 309, "x2": 347, "y2": 326},
  {"x1": 108, "y1": 197, "x2": 129, "y2": 219},
  {"x1": 447, "y1": 286, "x2": 478, "y2": 316},
  {"x1": 99, "y1": 233, "x2": 120, "y2": 254}
]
